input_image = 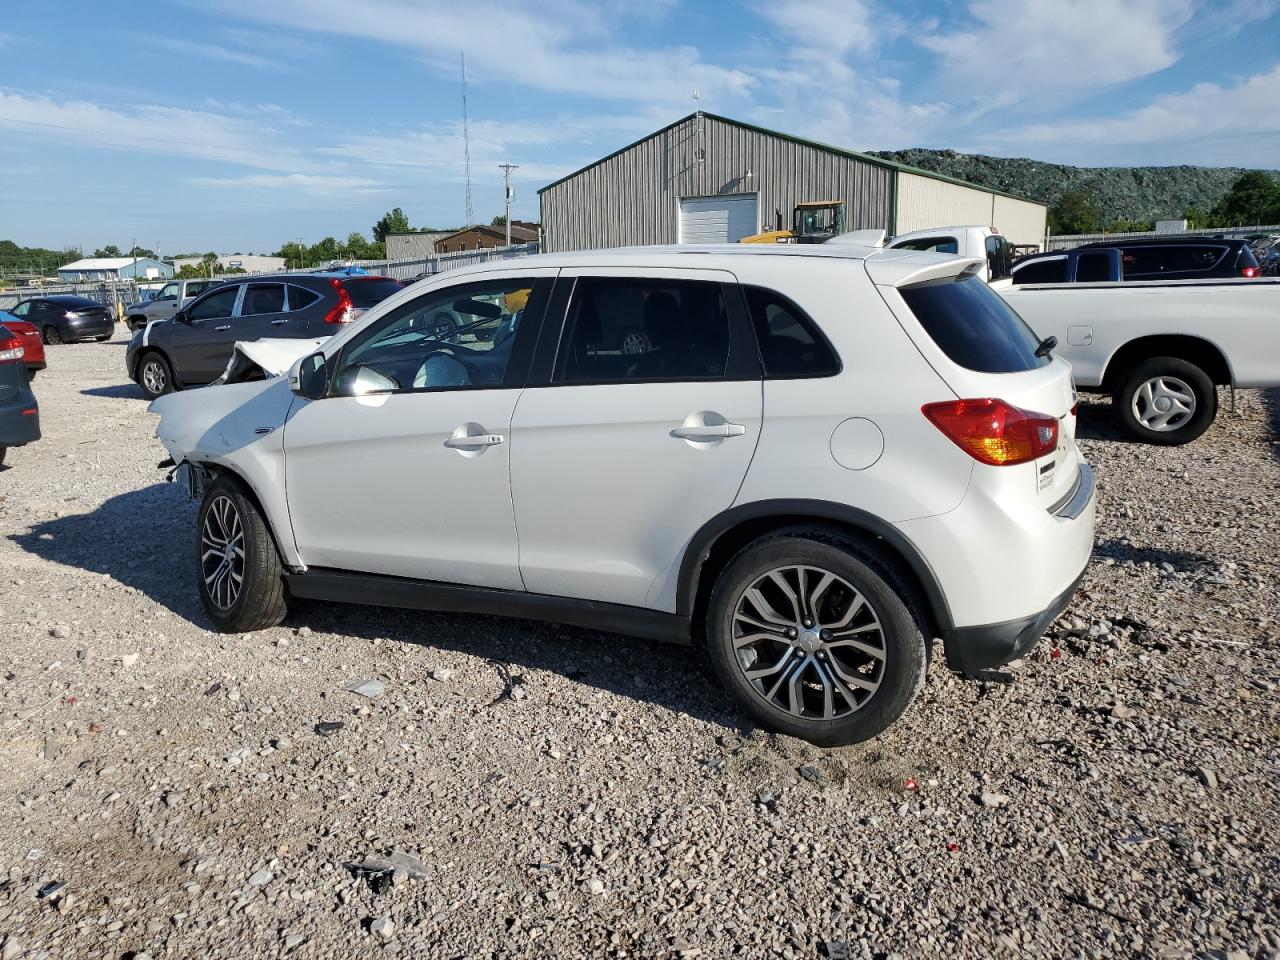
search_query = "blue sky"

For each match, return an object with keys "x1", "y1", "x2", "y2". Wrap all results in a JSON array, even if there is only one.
[{"x1": 1, "y1": 0, "x2": 1277, "y2": 253}]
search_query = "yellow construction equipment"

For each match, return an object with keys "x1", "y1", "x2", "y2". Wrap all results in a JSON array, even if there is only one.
[{"x1": 741, "y1": 200, "x2": 845, "y2": 244}]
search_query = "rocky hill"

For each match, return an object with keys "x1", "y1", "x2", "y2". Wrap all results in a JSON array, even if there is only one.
[{"x1": 869, "y1": 148, "x2": 1280, "y2": 222}]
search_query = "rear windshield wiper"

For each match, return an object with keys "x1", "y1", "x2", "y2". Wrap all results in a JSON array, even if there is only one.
[{"x1": 1035, "y1": 335, "x2": 1058, "y2": 358}]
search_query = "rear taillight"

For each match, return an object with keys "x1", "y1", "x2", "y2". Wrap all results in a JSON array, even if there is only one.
[
  {"x1": 0, "y1": 335, "x2": 25, "y2": 362},
  {"x1": 922, "y1": 398, "x2": 1058, "y2": 466},
  {"x1": 324, "y1": 279, "x2": 355, "y2": 324},
  {"x1": 1240, "y1": 266, "x2": 1259, "y2": 278}
]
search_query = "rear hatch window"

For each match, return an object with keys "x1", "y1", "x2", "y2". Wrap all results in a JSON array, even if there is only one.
[
  {"x1": 342, "y1": 278, "x2": 403, "y2": 308},
  {"x1": 899, "y1": 273, "x2": 1049, "y2": 373}
]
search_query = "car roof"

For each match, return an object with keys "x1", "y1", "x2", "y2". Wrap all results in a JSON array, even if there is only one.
[
  {"x1": 1079, "y1": 236, "x2": 1246, "y2": 248},
  {"x1": 43, "y1": 294, "x2": 98, "y2": 303}
]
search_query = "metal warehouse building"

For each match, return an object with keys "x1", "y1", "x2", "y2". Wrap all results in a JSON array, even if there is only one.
[{"x1": 539, "y1": 112, "x2": 1046, "y2": 251}]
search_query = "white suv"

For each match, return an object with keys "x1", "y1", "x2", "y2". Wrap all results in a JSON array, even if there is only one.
[{"x1": 151, "y1": 244, "x2": 1096, "y2": 746}]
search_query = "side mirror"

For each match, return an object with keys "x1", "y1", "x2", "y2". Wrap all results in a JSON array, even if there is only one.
[
  {"x1": 173, "y1": 309, "x2": 190, "y2": 323},
  {"x1": 291, "y1": 351, "x2": 330, "y2": 400}
]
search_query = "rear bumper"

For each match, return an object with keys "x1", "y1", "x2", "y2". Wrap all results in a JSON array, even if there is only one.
[
  {"x1": 0, "y1": 391, "x2": 40, "y2": 446},
  {"x1": 944, "y1": 565, "x2": 1086, "y2": 674},
  {"x1": 66, "y1": 317, "x2": 115, "y2": 340}
]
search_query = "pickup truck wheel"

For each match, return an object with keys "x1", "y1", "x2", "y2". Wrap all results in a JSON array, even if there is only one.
[
  {"x1": 1114, "y1": 357, "x2": 1216, "y2": 446},
  {"x1": 706, "y1": 534, "x2": 926, "y2": 747},
  {"x1": 197, "y1": 479, "x2": 288, "y2": 633},
  {"x1": 138, "y1": 352, "x2": 174, "y2": 401}
]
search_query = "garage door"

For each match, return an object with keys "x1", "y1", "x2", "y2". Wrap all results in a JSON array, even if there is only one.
[{"x1": 678, "y1": 194, "x2": 759, "y2": 244}]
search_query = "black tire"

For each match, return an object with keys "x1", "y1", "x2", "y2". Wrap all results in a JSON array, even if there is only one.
[
  {"x1": 1113, "y1": 356, "x2": 1216, "y2": 446},
  {"x1": 705, "y1": 532, "x2": 927, "y2": 747},
  {"x1": 0, "y1": 446, "x2": 6, "y2": 466},
  {"x1": 137, "y1": 351, "x2": 174, "y2": 401},
  {"x1": 127, "y1": 317, "x2": 147, "y2": 331},
  {"x1": 95, "y1": 334, "x2": 112, "y2": 342},
  {"x1": 42, "y1": 326, "x2": 62, "y2": 345},
  {"x1": 197, "y1": 477, "x2": 287, "y2": 632}
]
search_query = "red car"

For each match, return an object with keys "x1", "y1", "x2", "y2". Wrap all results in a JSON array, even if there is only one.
[{"x1": 0, "y1": 316, "x2": 46, "y2": 380}]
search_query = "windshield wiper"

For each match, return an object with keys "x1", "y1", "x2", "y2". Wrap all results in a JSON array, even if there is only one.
[{"x1": 1035, "y1": 335, "x2": 1058, "y2": 358}]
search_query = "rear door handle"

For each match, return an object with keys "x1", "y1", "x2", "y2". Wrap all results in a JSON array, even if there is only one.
[
  {"x1": 443, "y1": 434, "x2": 504, "y2": 449},
  {"x1": 214, "y1": 324, "x2": 231, "y2": 331},
  {"x1": 670, "y1": 423, "x2": 746, "y2": 441},
  {"x1": 270, "y1": 319, "x2": 288, "y2": 326}
]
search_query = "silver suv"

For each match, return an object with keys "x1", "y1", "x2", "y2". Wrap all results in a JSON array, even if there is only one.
[{"x1": 126, "y1": 278, "x2": 222, "y2": 331}]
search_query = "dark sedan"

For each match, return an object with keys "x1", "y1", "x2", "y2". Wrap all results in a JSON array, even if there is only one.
[
  {"x1": 0, "y1": 321, "x2": 40, "y2": 465},
  {"x1": 8, "y1": 295, "x2": 116, "y2": 344},
  {"x1": 126, "y1": 272, "x2": 403, "y2": 400}
]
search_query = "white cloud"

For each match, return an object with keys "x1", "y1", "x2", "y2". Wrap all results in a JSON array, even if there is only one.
[
  {"x1": 186, "y1": 173, "x2": 387, "y2": 193},
  {"x1": 919, "y1": 0, "x2": 1194, "y2": 107},
  {"x1": 983, "y1": 63, "x2": 1280, "y2": 165},
  {"x1": 206, "y1": 0, "x2": 753, "y2": 105},
  {"x1": 135, "y1": 35, "x2": 283, "y2": 71}
]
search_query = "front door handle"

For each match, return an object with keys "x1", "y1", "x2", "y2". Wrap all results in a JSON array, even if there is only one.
[
  {"x1": 270, "y1": 318, "x2": 288, "y2": 326},
  {"x1": 214, "y1": 324, "x2": 231, "y2": 331},
  {"x1": 670, "y1": 423, "x2": 746, "y2": 441},
  {"x1": 443, "y1": 434, "x2": 504, "y2": 449}
]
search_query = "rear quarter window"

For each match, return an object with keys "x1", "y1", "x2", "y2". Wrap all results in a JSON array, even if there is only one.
[
  {"x1": 899, "y1": 274, "x2": 1049, "y2": 373},
  {"x1": 1012, "y1": 257, "x2": 1066, "y2": 285}
]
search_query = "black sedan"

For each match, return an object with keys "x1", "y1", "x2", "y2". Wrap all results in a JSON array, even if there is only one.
[
  {"x1": 7, "y1": 295, "x2": 116, "y2": 344},
  {"x1": 0, "y1": 321, "x2": 40, "y2": 465}
]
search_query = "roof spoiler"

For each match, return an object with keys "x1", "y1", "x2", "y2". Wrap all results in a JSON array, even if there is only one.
[{"x1": 865, "y1": 254, "x2": 985, "y2": 288}]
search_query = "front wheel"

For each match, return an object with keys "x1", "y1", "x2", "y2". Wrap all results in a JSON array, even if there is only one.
[
  {"x1": 197, "y1": 478, "x2": 288, "y2": 632},
  {"x1": 1113, "y1": 357, "x2": 1216, "y2": 446},
  {"x1": 705, "y1": 533, "x2": 926, "y2": 747},
  {"x1": 137, "y1": 352, "x2": 174, "y2": 401}
]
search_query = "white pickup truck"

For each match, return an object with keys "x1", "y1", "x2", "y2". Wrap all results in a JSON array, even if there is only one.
[
  {"x1": 1001, "y1": 277, "x2": 1280, "y2": 444},
  {"x1": 884, "y1": 225, "x2": 1014, "y2": 283}
]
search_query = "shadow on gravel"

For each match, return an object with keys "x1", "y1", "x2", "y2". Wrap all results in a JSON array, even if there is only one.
[
  {"x1": 1262, "y1": 387, "x2": 1280, "y2": 462},
  {"x1": 1093, "y1": 538, "x2": 1215, "y2": 571},
  {"x1": 81, "y1": 384, "x2": 145, "y2": 399},
  {"x1": 11, "y1": 484, "x2": 753, "y2": 737},
  {"x1": 1073, "y1": 396, "x2": 1140, "y2": 444}
]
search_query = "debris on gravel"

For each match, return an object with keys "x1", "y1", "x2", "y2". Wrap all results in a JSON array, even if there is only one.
[{"x1": 0, "y1": 340, "x2": 1277, "y2": 958}]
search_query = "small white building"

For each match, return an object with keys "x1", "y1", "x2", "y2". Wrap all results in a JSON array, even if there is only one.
[
  {"x1": 57, "y1": 257, "x2": 175, "y2": 282},
  {"x1": 171, "y1": 254, "x2": 286, "y2": 273}
]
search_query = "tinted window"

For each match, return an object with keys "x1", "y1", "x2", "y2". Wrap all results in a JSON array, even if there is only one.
[
  {"x1": 188, "y1": 286, "x2": 239, "y2": 321},
  {"x1": 187, "y1": 281, "x2": 213, "y2": 296},
  {"x1": 899, "y1": 274, "x2": 1049, "y2": 373},
  {"x1": 744, "y1": 286, "x2": 839, "y2": 378},
  {"x1": 555, "y1": 277, "x2": 730, "y2": 384},
  {"x1": 1162, "y1": 246, "x2": 1224, "y2": 273},
  {"x1": 242, "y1": 284, "x2": 285, "y2": 315},
  {"x1": 288, "y1": 286, "x2": 321, "y2": 311},
  {"x1": 339, "y1": 278, "x2": 533, "y2": 392},
  {"x1": 11, "y1": 302, "x2": 30, "y2": 317},
  {"x1": 893, "y1": 236, "x2": 959, "y2": 255},
  {"x1": 1012, "y1": 258, "x2": 1067, "y2": 285},
  {"x1": 985, "y1": 236, "x2": 1012, "y2": 280},
  {"x1": 1075, "y1": 252, "x2": 1113, "y2": 283},
  {"x1": 342, "y1": 278, "x2": 403, "y2": 308},
  {"x1": 1120, "y1": 248, "x2": 1162, "y2": 277}
]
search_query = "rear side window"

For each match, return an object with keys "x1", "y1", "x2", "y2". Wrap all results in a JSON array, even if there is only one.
[
  {"x1": 743, "y1": 286, "x2": 839, "y2": 378},
  {"x1": 1162, "y1": 246, "x2": 1224, "y2": 273},
  {"x1": 242, "y1": 283, "x2": 285, "y2": 315},
  {"x1": 343, "y1": 278, "x2": 403, "y2": 307},
  {"x1": 899, "y1": 274, "x2": 1049, "y2": 373},
  {"x1": 1120, "y1": 248, "x2": 1162, "y2": 277},
  {"x1": 555, "y1": 277, "x2": 730, "y2": 384},
  {"x1": 1012, "y1": 257, "x2": 1066, "y2": 284},
  {"x1": 892, "y1": 236, "x2": 959, "y2": 255}
]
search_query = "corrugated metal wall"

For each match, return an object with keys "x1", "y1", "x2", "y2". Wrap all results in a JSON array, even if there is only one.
[
  {"x1": 894, "y1": 172, "x2": 996, "y2": 236},
  {"x1": 992, "y1": 196, "x2": 1048, "y2": 249},
  {"x1": 540, "y1": 115, "x2": 895, "y2": 252}
]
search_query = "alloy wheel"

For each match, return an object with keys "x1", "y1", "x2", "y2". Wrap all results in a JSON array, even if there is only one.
[
  {"x1": 201, "y1": 495, "x2": 245, "y2": 611},
  {"x1": 44, "y1": 326, "x2": 62, "y2": 345},
  {"x1": 621, "y1": 331, "x2": 651, "y2": 355},
  {"x1": 730, "y1": 564, "x2": 886, "y2": 720},
  {"x1": 1132, "y1": 375, "x2": 1195, "y2": 432},
  {"x1": 141, "y1": 359, "x2": 167, "y2": 395}
]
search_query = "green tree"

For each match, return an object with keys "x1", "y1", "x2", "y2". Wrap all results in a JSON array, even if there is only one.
[
  {"x1": 1208, "y1": 172, "x2": 1280, "y2": 227},
  {"x1": 308, "y1": 236, "x2": 340, "y2": 264},
  {"x1": 275, "y1": 241, "x2": 308, "y2": 268},
  {"x1": 1049, "y1": 191, "x2": 1102, "y2": 235},
  {"x1": 1183, "y1": 207, "x2": 1209, "y2": 230},
  {"x1": 372, "y1": 207, "x2": 411, "y2": 242},
  {"x1": 93, "y1": 244, "x2": 123, "y2": 258},
  {"x1": 491, "y1": 214, "x2": 507, "y2": 227},
  {"x1": 127, "y1": 245, "x2": 156, "y2": 259}
]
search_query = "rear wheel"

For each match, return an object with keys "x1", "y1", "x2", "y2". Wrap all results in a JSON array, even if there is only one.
[
  {"x1": 197, "y1": 478, "x2": 287, "y2": 632},
  {"x1": 137, "y1": 352, "x2": 174, "y2": 400},
  {"x1": 1114, "y1": 357, "x2": 1216, "y2": 446},
  {"x1": 42, "y1": 326, "x2": 62, "y2": 345},
  {"x1": 0, "y1": 446, "x2": 6, "y2": 466},
  {"x1": 706, "y1": 533, "x2": 926, "y2": 747}
]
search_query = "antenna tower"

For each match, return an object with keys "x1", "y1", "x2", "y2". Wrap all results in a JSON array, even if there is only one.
[{"x1": 461, "y1": 51, "x2": 474, "y2": 226}]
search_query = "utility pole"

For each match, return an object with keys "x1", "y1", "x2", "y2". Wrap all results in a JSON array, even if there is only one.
[
  {"x1": 498, "y1": 162, "x2": 518, "y2": 247},
  {"x1": 461, "y1": 51, "x2": 474, "y2": 227}
]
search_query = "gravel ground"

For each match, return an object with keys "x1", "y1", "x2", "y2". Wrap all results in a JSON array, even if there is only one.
[{"x1": 1, "y1": 332, "x2": 1277, "y2": 960}]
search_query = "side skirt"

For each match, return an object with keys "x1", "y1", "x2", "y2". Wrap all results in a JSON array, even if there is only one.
[{"x1": 284, "y1": 568, "x2": 693, "y2": 646}]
